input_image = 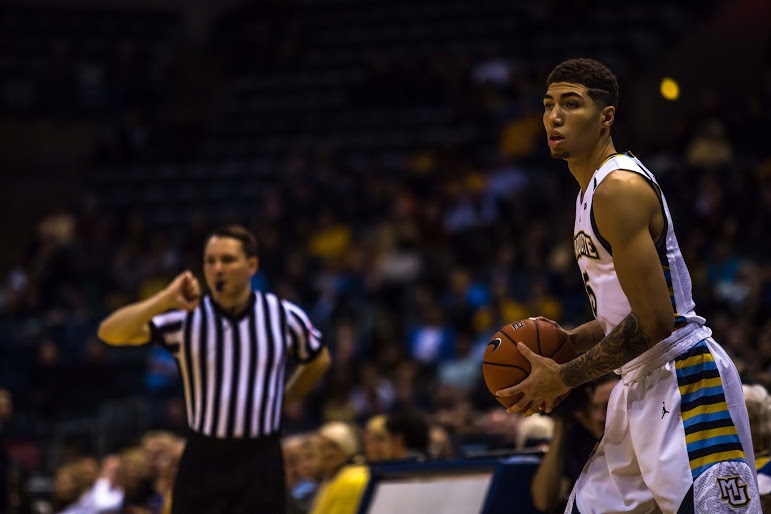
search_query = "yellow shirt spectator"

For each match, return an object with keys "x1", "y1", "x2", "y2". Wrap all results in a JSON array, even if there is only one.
[{"x1": 310, "y1": 464, "x2": 369, "y2": 514}]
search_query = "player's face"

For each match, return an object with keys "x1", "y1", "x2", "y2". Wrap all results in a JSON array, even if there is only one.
[
  {"x1": 203, "y1": 236, "x2": 257, "y2": 301},
  {"x1": 543, "y1": 82, "x2": 608, "y2": 160}
]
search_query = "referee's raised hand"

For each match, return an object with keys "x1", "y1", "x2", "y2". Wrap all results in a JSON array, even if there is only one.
[{"x1": 161, "y1": 270, "x2": 201, "y2": 311}]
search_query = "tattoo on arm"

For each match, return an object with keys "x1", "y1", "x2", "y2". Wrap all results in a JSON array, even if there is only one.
[
  {"x1": 571, "y1": 320, "x2": 607, "y2": 354},
  {"x1": 559, "y1": 313, "x2": 652, "y2": 388}
]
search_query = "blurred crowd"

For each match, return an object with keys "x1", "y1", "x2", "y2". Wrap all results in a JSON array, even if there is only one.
[
  {"x1": 6, "y1": 371, "x2": 771, "y2": 513},
  {"x1": 1, "y1": 105, "x2": 770, "y2": 511},
  {"x1": 1, "y1": 399, "x2": 565, "y2": 513},
  {"x1": 1, "y1": 0, "x2": 770, "y2": 512},
  {"x1": 2, "y1": 99, "x2": 770, "y2": 431}
]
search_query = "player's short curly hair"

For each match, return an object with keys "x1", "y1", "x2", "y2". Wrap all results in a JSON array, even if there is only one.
[{"x1": 547, "y1": 58, "x2": 619, "y2": 109}]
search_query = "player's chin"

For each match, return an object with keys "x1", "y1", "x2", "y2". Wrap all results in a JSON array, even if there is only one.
[{"x1": 550, "y1": 149, "x2": 570, "y2": 160}]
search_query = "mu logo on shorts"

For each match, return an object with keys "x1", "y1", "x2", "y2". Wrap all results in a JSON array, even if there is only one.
[{"x1": 717, "y1": 476, "x2": 750, "y2": 507}]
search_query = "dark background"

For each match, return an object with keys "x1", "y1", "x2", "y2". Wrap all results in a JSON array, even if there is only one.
[{"x1": 0, "y1": 0, "x2": 769, "y2": 508}]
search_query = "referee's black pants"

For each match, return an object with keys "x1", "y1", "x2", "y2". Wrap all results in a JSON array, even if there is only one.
[{"x1": 172, "y1": 432, "x2": 286, "y2": 514}]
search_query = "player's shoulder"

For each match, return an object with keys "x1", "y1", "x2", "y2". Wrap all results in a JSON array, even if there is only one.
[
  {"x1": 592, "y1": 170, "x2": 660, "y2": 229},
  {"x1": 595, "y1": 169, "x2": 657, "y2": 203}
]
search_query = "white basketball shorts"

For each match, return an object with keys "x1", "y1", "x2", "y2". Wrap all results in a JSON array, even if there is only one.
[{"x1": 565, "y1": 323, "x2": 761, "y2": 514}]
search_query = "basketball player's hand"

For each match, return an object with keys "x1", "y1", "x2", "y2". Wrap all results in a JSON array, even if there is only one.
[
  {"x1": 497, "y1": 342, "x2": 570, "y2": 417},
  {"x1": 160, "y1": 270, "x2": 201, "y2": 311},
  {"x1": 531, "y1": 316, "x2": 573, "y2": 347}
]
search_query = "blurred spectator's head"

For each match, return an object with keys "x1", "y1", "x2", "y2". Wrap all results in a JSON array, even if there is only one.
[
  {"x1": 297, "y1": 434, "x2": 321, "y2": 482},
  {"x1": 592, "y1": 374, "x2": 619, "y2": 437},
  {"x1": 384, "y1": 410, "x2": 429, "y2": 458},
  {"x1": 743, "y1": 384, "x2": 771, "y2": 454},
  {"x1": 283, "y1": 434, "x2": 304, "y2": 486},
  {"x1": 53, "y1": 458, "x2": 97, "y2": 509},
  {"x1": 53, "y1": 463, "x2": 81, "y2": 508},
  {"x1": 516, "y1": 414, "x2": 554, "y2": 450},
  {"x1": 39, "y1": 339, "x2": 60, "y2": 366},
  {"x1": 317, "y1": 421, "x2": 360, "y2": 478},
  {"x1": 428, "y1": 424, "x2": 455, "y2": 459},
  {"x1": 364, "y1": 411, "x2": 429, "y2": 462},
  {"x1": 477, "y1": 408, "x2": 520, "y2": 448},
  {"x1": 0, "y1": 388, "x2": 12, "y2": 424},
  {"x1": 140, "y1": 430, "x2": 178, "y2": 474},
  {"x1": 364, "y1": 415, "x2": 390, "y2": 462},
  {"x1": 115, "y1": 446, "x2": 154, "y2": 505}
]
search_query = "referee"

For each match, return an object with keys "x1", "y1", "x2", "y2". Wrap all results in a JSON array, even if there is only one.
[{"x1": 98, "y1": 224, "x2": 331, "y2": 514}]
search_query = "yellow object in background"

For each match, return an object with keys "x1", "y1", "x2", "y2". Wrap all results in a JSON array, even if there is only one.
[{"x1": 660, "y1": 77, "x2": 680, "y2": 101}]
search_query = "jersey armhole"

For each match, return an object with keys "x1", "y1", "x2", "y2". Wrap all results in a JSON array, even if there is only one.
[{"x1": 637, "y1": 172, "x2": 668, "y2": 253}]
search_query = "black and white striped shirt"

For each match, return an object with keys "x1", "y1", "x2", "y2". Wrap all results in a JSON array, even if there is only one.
[{"x1": 149, "y1": 291, "x2": 324, "y2": 439}]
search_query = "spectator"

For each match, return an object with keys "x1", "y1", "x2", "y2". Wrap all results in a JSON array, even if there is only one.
[
  {"x1": 363, "y1": 410, "x2": 429, "y2": 463},
  {"x1": 743, "y1": 384, "x2": 771, "y2": 512},
  {"x1": 140, "y1": 431, "x2": 184, "y2": 514},
  {"x1": 0, "y1": 388, "x2": 11, "y2": 514},
  {"x1": 363, "y1": 415, "x2": 390, "y2": 463},
  {"x1": 685, "y1": 119, "x2": 734, "y2": 170},
  {"x1": 516, "y1": 414, "x2": 553, "y2": 452},
  {"x1": 283, "y1": 433, "x2": 320, "y2": 514},
  {"x1": 310, "y1": 421, "x2": 367, "y2": 514},
  {"x1": 530, "y1": 374, "x2": 618, "y2": 513},
  {"x1": 590, "y1": 373, "x2": 618, "y2": 437},
  {"x1": 427, "y1": 424, "x2": 456, "y2": 460},
  {"x1": 472, "y1": 408, "x2": 522, "y2": 452},
  {"x1": 54, "y1": 456, "x2": 119, "y2": 514}
]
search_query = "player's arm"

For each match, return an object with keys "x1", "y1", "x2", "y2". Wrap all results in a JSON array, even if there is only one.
[
  {"x1": 98, "y1": 271, "x2": 200, "y2": 346},
  {"x1": 285, "y1": 347, "x2": 332, "y2": 404},
  {"x1": 534, "y1": 317, "x2": 604, "y2": 354},
  {"x1": 498, "y1": 172, "x2": 674, "y2": 415},
  {"x1": 558, "y1": 172, "x2": 674, "y2": 388},
  {"x1": 568, "y1": 320, "x2": 605, "y2": 354}
]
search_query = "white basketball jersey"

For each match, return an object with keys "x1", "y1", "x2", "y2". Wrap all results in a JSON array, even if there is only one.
[{"x1": 573, "y1": 152, "x2": 705, "y2": 336}]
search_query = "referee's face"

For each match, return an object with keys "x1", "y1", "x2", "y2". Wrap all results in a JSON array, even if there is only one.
[{"x1": 204, "y1": 236, "x2": 258, "y2": 304}]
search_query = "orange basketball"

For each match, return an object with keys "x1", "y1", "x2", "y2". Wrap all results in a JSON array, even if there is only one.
[{"x1": 482, "y1": 318, "x2": 575, "y2": 409}]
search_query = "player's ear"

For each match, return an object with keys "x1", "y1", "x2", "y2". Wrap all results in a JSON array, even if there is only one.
[
  {"x1": 248, "y1": 256, "x2": 259, "y2": 274},
  {"x1": 601, "y1": 106, "x2": 615, "y2": 128}
]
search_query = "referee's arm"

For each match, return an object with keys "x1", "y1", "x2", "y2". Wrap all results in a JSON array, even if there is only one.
[
  {"x1": 285, "y1": 346, "x2": 331, "y2": 404},
  {"x1": 98, "y1": 271, "x2": 200, "y2": 346}
]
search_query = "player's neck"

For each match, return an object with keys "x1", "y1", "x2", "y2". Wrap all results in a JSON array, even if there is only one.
[{"x1": 568, "y1": 138, "x2": 617, "y2": 193}]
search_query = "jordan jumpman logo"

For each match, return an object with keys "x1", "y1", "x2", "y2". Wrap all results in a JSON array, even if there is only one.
[{"x1": 661, "y1": 402, "x2": 670, "y2": 419}]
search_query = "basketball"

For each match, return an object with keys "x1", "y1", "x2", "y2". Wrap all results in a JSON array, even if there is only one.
[{"x1": 483, "y1": 318, "x2": 575, "y2": 409}]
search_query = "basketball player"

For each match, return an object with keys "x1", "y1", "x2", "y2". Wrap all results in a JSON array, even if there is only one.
[
  {"x1": 496, "y1": 59, "x2": 760, "y2": 513},
  {"x1": 98, "y1": 225, "x2": 331, "y2": 513}
]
